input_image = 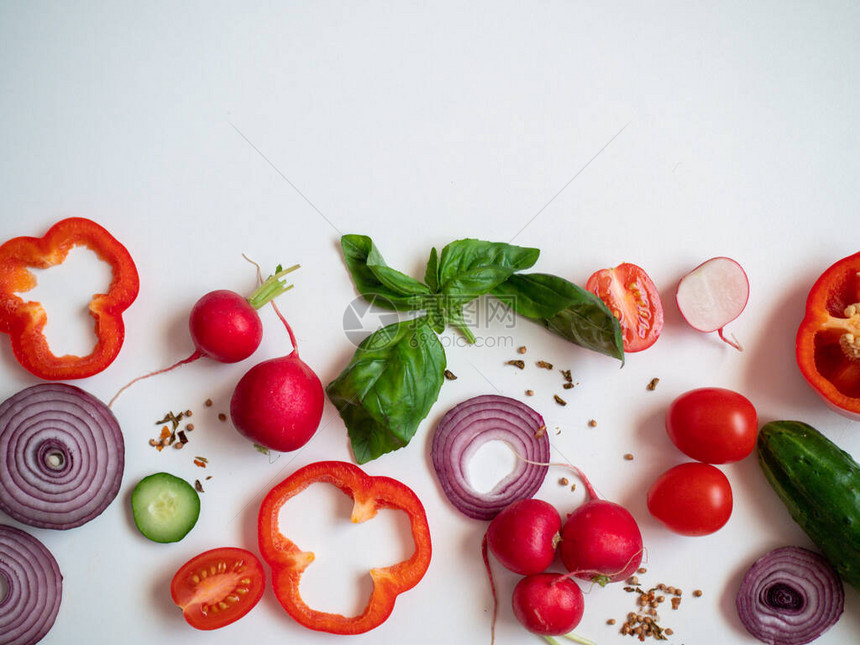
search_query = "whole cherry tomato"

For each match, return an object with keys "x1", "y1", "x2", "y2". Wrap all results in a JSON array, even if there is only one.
[
  {"x1": 586, "y1": 263, "x2": 663, "y2": 352},
  {"x1": 666, "y1": 388, "x2": 758, "y2": 464},
  {"x1": 646, "y1": 463, "x2": 733, "y2": 536}
]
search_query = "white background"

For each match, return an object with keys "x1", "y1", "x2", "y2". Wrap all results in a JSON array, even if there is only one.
[{"x1": 1, "y1": 1, "x2": 859, "y2": 643}]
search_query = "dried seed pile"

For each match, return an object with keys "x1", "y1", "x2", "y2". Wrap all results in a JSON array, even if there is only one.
[
  {"x1": 148, "y1": 410, "x2": 194, "y2": 451},
  {"x1": 612, "y1": 569, "x2": 701, "y2": 641}
]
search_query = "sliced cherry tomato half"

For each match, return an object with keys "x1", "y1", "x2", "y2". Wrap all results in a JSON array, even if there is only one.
[
  {"x1": 170, "y1": 546, "x2": 265, "y2": 630},
  {"x1": 586, "y1": 263, "x2": 664, "y2": 352}
]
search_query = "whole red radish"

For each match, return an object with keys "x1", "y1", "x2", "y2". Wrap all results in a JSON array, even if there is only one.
[
  {"x1": 511, "y1": 573, "x2": 584, "y2": 636},
  {"x1": 485, "y1": 498, "x2": 561, "y2": 575},
  {"x1": 109, "y1": 263, "x2": 299, "y2": 406},
  {"x1": 187, "y1": 290, "x2": 263, "y2": 363},
  {"x1": 559, "y1": 467, "x2": 643, "y2": 585},
  {"x1": 230, "y1": 296, "x2": 324, "y2": 453}
]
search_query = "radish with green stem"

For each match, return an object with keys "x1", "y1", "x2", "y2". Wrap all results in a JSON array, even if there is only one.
[
  {"x1": 109, "y1": 262, "x2": 299, "y2": 406},
  {"x1": 676, "y1": 256, "x2": 749, "y2": 351},
  {"x1": 229, "y1": 263, "x2": 324, "y2": 453}
]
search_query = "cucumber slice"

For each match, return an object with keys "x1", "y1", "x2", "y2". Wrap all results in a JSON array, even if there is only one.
[{"x1": 131, "y1": 472, "x2": 200, "y2": 543}]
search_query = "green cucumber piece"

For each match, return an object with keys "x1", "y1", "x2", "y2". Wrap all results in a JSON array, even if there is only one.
[
  {"x1": 757, "y1": 420, "x2": 860, "y2": 592},
  {"x1": 131, "y1": 472, "x2": 200, "y2": 543}
]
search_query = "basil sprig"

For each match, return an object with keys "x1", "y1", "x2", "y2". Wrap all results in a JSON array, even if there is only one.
[{"x1": 327, "y1": 234, "x2": 624, "y2": 463}]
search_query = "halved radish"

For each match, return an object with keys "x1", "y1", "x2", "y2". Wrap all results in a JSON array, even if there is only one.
[{"x1": 676, "y1": 257, "x2": 749, "y2": 351}]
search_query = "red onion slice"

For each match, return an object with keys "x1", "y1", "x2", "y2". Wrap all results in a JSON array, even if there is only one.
[
  {"x1": 736, "y1": 546, "x2": 844, "y2": 645},
  {"x1": 0, "y1": 384, "x2": 124, "y2": 530},
  {"x1": 431, "y1": 394, "x2": 549, "y2": 520},
  {"x1": 0, "y1": 524, "x2": 63, "y2": 645}
]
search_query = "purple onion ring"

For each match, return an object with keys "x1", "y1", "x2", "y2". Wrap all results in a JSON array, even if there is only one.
[
  {"x1": 0, "y1": 524, "x2": 63, "y2": 645},
  {"x1": 0, "y1": 384, "x2": 124, "y2": 530},
  {"x1": 736, "y1": 546, "x2": 844, "y2": 645},
  {"x1": 431, "y1": 394, "x2": 550, "y2": 520}
]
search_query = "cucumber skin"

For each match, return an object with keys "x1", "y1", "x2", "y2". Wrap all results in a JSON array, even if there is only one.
[{"x1": 757, "y1": 420, "x2": 860, "y2": 593}]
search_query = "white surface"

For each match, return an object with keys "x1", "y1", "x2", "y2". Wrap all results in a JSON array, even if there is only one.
[{"x1": 1, "y1": 2, "x2": 859, "y2": 643}]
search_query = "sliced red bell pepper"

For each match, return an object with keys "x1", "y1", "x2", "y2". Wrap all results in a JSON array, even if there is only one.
[
  {"x1": 0, "y1": 217, "x2": 139, "y2": 380},
  {"x1": 258, "y1": 460, "x2": 432, "y2": 635},
  {"x1": 796, "y1": 250, "x2": 860, "y2": 418}
]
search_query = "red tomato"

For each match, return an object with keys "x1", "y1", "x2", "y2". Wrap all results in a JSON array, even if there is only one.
[
  {"x1": 666, "y1": 388, "x2": 758, "y2": 464},
  {"x1": 646, "y1": 463, "x2": 733, "y2": 536},
  {"x1": 171, "y1": 547, "x2": 266, "y2": 630},
  {"x1": 586, "y1": 263, "x2": 663, "y2": 352}
]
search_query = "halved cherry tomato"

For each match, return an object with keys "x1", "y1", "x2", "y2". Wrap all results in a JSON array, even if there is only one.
[
  {"x1": 170, "y1": 547, "x2": 265, "y2": 630},
  {"x1": 586, "y1": 263, "x2": 663, "y2": 352}
]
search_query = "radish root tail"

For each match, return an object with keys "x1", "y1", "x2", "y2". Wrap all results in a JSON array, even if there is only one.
[
  {"x1": 108, "y1": 350, "x2": 203, "y2": 408},
  {"x1": 717, "y1": 327, "x2": 743, "y2": 351}
]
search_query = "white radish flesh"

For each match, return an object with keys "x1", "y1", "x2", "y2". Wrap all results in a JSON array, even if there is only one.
[{"x1": 676, "y1": 257, "x2": 749, "y2": 350}]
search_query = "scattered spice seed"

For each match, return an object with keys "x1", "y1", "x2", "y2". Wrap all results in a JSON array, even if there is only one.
[
  {"x1": 553, "y1": 394, "x2": 567, "y2": 406},
  {"x1": 173, "y1": 441, "x2": 184, "y2": 450},
  {"x1": 623, "y1": 453, "x2": 634, "y2": 461},
  {"x1": 588, "y1": 419, "x2": 598, "y2": 427},
  {"x1": 218, "y1": 413, "x2": 227, "y2": 422},
  {"x1": 535, "y1": 425, "x2": 547, "y2": 438},
  {"x1": 560, "y1": 368, "x2": 573, "y2": 382},
  {"x1": 570, "y1": 483, "x2": 577, "y2": 492},
  {"x1": 517, "y1": 346, "x2": 527, "y2": 354},
  {"x1": 607, "y1": 618, "x2": 616, "y2": 625},
  {"x1": 693, "y1": 589, "x2": 703, "y2": 597},
  {"x1": 444, "y1": 369, "x2": 457, "y2": 380},
  {"x1": 638, "y1": 567, "x2": 648, "y2": 574},
  {"x1": 563, "y1": 382, "x2": 575, "y2": 389},
  {"x1": 559, "y1": 477, "x2": 569, "y2": 486},
  {"x1": 671, "y1": 597, "x2": 681, "y2": 610},
  {"x1": 194, "y1": 479, "x2": 204, "y2": 493},
  {"x1": 647, "y1": 377, "x2": 660, "y2": 391},
  {"x1": 185, "y1": 423, "x2": 194, "y2": 431},
  {"x1": 506, "y1": 359, "x2": 525, "y2": 369},
  {"x1": 205, "y1": 398, "x2": 213, "y2": 407},
  {"x1": 525, "y1": 389, "x2": 534, "y2": 396},
  {"x1": 536, "y1": 360, "x2": 553, "y2": 370},
  {"x1": 185, "y1": 409, "x2": 192, "y2": 417}
]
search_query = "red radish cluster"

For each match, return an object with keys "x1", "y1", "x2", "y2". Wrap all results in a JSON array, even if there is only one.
[
  {"x1": 109, "y1": 263, "x2": 300, "y2": 406},
  {"x1": 482, "y1": 466, "x2": 643, "y2": 643}
]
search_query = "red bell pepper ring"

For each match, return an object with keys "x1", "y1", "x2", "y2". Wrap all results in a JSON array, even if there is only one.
[
  {"x1": 258, "y1": 460, "x2": 432, "y2": 635},
  {"x1": 796, "y1": 250, "x2": 860, "y2": 418},
  {"x1": 0, "y1": 217, "x2": 139, "y2": 380}
]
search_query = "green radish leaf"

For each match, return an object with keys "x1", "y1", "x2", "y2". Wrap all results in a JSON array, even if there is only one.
[{"x1": 325, "y1": 316, "x2": 446, "y2": 464}]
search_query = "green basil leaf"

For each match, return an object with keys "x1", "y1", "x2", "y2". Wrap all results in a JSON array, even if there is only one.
[
  {"x1": 493, "y1": 272, "x2": 624, "y2": 362},
  {"x1": 341, "y1": 234, "x2": 431, "y2": 311},
  {"x1": 325, "y1": 316, "x2": 446, "y2": 464},
  {"x1": 424, "y1": 247, "x2": 440, "y2": 292},
  {"x1": 437, "y1": 239, "x2": 539, "y2": 303}
]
